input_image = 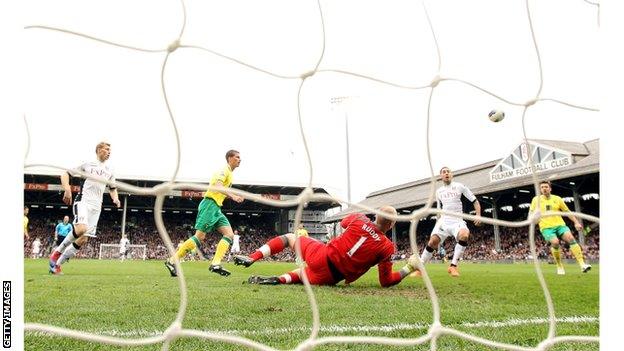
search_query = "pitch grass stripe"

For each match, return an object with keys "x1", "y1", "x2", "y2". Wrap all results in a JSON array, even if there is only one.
[{"x1": 26, "y1": 316, "x2": 598, "y2": 338}]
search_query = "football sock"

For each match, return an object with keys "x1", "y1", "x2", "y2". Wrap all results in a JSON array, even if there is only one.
[
  {"x1": 550, "y1": 246, "x2": 563, "y2": 267},
  {"x1": 172, "y1": 236, "x2": 200, "y2": 262},
  {"x1": 568, "y1": 241, "x2": 586, "y2": 266},
  {"x1": 57, "y1": 242, "x2": 80, "y2": 266},
  {"x1": 250, "y1": 235, "x2": 288, "y2": 261},
  {"x1": 451, "y1": 240, "x2": 468, "y2": 266},
  {"x1": 211, "y1": 236, "x2": 232, "y2": 266},
  {"x1": 278, "y1": 272, "x2": 300, "y2": 284},
  {"x1": 420, "y1": 245, "x2": 434, "y2": 264}
]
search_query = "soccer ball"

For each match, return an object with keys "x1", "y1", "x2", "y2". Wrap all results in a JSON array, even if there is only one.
[{"x1": 488, "y1": 109, "x2": 505, "y2": 122}]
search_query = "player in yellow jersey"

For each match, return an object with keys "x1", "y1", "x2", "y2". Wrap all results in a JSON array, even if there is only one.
[
  {"x1": 164, "y1": 150, "x2": 244, "y2": 277},
  {"x1": 295, "y1": 223, "x2": 308, "y2": 237},
  {"x1": 529, "y1": 180, "x2": 591, "y2": 275},
  {"x1": 23, "y1": 206, "x2": 30, "y2": 239}
]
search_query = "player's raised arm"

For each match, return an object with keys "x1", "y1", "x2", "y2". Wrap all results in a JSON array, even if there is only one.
[
  {"x1": 435, "y1": 192, "x2": 442, "y2": 220},
  {"x1": 472, "y1": 199, "x2": 482, "y2": 226},
  {"x1": 461, "y1": 183, "x2": 481, "y2": 226},
  {"x1": 559, "y1": 196, "x2": 583, "y2": 231},
  {"x1": 109, "y1": 187, "x2": 121, "y2": 207},
  {"x1": 108, "y1": 174, "x2": 120, "y2": 207},
  {"x1": 528, "y1": 196, "x2": 540, "y2": 229},
  {"x1": 23, "y1": 207, "x2": 30, "y2": 239},
  {"x1": 214, "y1": 179, "x2": 244, "y2": 203},
  {"x1": 60, "y1": 171, "x2": 73, "y2": 205},
  {"x1": 528, "y1": 196, "x2": 536, "y2": 214}
]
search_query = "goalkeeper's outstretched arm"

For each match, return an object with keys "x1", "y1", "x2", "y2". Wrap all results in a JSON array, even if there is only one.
[{"x1": 377, "y1": 254, "x2": 419, "y2": 287}]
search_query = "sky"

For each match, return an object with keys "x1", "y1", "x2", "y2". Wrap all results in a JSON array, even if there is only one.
[{"x1": 21, "y1": 0, "x2": 601, "y2": 205}]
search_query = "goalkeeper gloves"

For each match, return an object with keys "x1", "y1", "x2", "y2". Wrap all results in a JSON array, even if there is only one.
[
  {"x1": 407, "y1": 254, "x2": 420, "y2": 271},
  {"x1": 401, "y1": 254, "x2": 420, "y2": 277}
]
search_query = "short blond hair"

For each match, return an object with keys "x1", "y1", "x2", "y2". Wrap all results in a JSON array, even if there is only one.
[{"x1": 96, "y1": 142, "x2": 111, "y2": 153}]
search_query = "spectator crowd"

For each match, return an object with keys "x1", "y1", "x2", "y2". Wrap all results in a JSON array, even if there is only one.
[
  {"x1": 24, "y1": 211, "x2": 600, "y2": 263},
  {"x1": 393, "y1": 225, "x2": 600, "y2": 262}
]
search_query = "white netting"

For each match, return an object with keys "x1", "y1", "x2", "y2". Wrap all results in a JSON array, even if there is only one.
[
  {"x1": 23, "y1": 0, "x2": 600, "y2": 350},
  {"x1": 98, "y1": 244, "x2": 147, "y2": 260}
]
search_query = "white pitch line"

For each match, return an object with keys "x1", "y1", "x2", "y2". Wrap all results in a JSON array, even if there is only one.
[
  {"x1": 461, "y1": 315, "x2": 599, "y2": 328},
  {"x1": 26, "y1": 316, "x2": 598, "y2": 338}
]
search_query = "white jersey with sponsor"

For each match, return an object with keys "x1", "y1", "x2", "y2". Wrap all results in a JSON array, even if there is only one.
[
  {"x1": 231, "y1": 234, "x2": 241, "y2": 253},
  {"x1": 33, "y1": 239, "x2": 41, "y2": 253},
  {"x1": 436, "y1": 181, "x2": 476, "y2": 223},
  {"x1": 72, "y1": 160, "x2": 116, "y2": 205},
  {"x1": 119, "y1": 238, "x2": 130, "y2": 253}
]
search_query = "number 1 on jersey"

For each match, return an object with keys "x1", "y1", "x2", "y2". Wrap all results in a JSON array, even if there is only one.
[{"x1": 347, "y1": 236, "x2": 367, "y2": 257}]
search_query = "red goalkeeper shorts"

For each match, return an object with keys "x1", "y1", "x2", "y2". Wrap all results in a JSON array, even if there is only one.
[{"x1": 297, "y1": 236, "x2": 339, "y2": 285}]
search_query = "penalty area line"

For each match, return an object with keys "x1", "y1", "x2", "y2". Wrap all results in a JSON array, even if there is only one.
[{"x1": 25, "y1": 315, "x2": 599, "y2": 338}]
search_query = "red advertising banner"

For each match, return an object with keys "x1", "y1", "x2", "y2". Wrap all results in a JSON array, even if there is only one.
[
  {"x1": 24, "y1": 183, "x2": 82, "y2": 192},
  {"x1": 181, "y1": 190, "x2": 205, "y2": 198},
  {"x1": 24, "y1": 183, "x2": 48, "y2": 190}
]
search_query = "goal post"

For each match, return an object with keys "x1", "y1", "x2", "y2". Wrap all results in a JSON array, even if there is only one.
[{"x1": 98, "y1": 243, "x2": 147, "y2": 260}]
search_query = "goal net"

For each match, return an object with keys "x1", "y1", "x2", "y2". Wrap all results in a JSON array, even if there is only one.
[
  {"x1": 98, "y1": 244, "x2": 147, "y2": 260},
  {"x1": 23, "y1": 0, "x2": 601, "y2": 350}
]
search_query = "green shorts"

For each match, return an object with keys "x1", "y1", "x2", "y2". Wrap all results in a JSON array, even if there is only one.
[
  {"x1": 540, "y1": 225, "x2": 570, "y2": 241},
  {"x1": 194, "y1": 198, "x2": 230, "y2": 233}
]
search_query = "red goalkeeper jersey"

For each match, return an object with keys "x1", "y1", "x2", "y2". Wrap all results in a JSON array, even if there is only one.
[{"x1": 326, "y1": 213, "x2": 396, "y2": 285}]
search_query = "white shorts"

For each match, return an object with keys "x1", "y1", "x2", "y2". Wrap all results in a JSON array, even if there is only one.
[
  {"x1": 32, "y1": 248, "x2": 40, "y2": 254},
  {"x1": 72, "y1": 201, "x2": 101, "y2": 237},
  {"x1": 120, "y1": 247, "x2": 127, "y2": 254},
  {"x1": 431, "y1": 220, "x2": 468, "y2": 243},
  {"x1": 230, "y1": 244, "x2": 240, "y2": 253}
]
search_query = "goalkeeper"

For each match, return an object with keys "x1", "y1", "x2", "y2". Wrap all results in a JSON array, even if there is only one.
[{"x1": 234, "y1": 206, "x2": 419, "y2": 287}]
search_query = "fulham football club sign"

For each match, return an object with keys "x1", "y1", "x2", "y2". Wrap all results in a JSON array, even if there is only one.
[{"x1": 489, "y1": 141, "x2": 573, "y2": 182}]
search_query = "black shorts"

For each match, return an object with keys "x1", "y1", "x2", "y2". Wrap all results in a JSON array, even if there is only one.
[{"x1": 55, "y1": 235, "x2": 67, "y2": 246}]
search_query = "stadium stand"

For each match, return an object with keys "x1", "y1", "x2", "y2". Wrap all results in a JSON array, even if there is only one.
[
  {"x1": 25, "y1": 208, "x2": 599, "y2": 263},
  {"x1": 24, "y1": 139, "x2": 600, "y2": 263}
]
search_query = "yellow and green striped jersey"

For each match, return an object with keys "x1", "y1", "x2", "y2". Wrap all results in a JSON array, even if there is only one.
[
  {"x1": 529, "y1": 194, "x2": 570, "y2": 230},
  {"x1": 204, "y1": 165, "x2": 233, "y2": 207}
]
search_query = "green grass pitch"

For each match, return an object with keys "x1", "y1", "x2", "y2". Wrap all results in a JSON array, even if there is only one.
[{"x1": 24, "y1": 259, "x2": 598, "y2": 350}]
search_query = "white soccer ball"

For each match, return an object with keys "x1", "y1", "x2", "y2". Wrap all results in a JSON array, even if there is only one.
[{"x1": 488, "y1": 109, "x2": 505, "y2": 122}]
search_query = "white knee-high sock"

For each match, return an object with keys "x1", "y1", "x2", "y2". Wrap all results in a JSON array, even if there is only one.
[
  {"x1": 55, "y1": 232, "x2": 76, "y2": 254},
  {"x1": 420, "y1": 246, "x2": 434, "y2": 264},
  {"x1": 451, "y1": 242, "x2": 467, "y2": 266},
  {"x1": 57, "y1": 243, "x2": 80, "y2": 265}
]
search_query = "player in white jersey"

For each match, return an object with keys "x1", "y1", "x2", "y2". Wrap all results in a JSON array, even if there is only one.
[
  {"x1": 227, "y1": 230, "x2": 241, "y2": 262},
  {"x1": 49, "y1": 142, "x2": 121, "y2": 274},
  {"x1": 231, "y1": 230, "x2": 241, "y2": 254},
  {"x1": 32, "y1": 238, "x2": 41, "y2": 258},
  {"x1": 119, "y1": 234, "x2": 130, "y2": 261},
  {"x1": 414, "y1": 167, "x2": 481, "y2": 277}
]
